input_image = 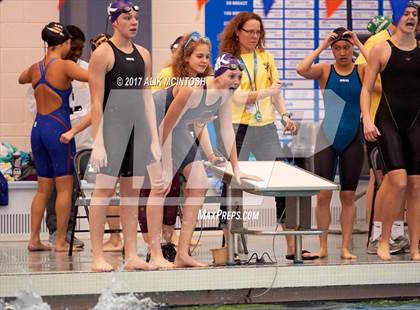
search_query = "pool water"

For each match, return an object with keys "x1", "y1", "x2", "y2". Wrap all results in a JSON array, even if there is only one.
[{"x1": 173, "y1": 299, "x2": 420, "y2": 310}]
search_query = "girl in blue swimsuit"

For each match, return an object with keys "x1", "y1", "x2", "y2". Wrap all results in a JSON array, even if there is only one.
[
  {"x1": 19, "y1": 22, "x2": 88, "y2": 252},
  {"x1": 297, "y1": 27, "x2": 369, "y2": 259}
]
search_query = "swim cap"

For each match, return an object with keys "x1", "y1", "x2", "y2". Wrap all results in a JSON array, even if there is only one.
[
  {"x1": 170, "y1": 36, "x2": 183, "y2": 51},
  {"x1": 107, "y1": 0, "x2": 139, "y2": 23},
  {"x1": 407, "y1": 1, "x2": 419, "y2": 10},
  {"x1": 214, "y1": 53, "x2": 244, "y2": 78},
  {"x1": 331, "y1": 27, "x2": 352, "y2": 46},
  {"x1": 392, "y1": 1, "x2": 419, "y2": 24},
  {"x1": 90, "y1": 33, "x2": 111, "y2": 51},
  {"x1": 41, "y1": 22, "x2": 70, "y2": 46},
  {"x1": 367, "y1": 16, "x2": 392, "y2": 34}
]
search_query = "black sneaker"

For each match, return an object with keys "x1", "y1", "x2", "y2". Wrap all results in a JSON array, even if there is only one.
[{"x1": 162, "y1": 243, "x2": 177, "y2": 262}]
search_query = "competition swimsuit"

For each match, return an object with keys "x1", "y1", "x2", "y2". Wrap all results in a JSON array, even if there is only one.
[
  {"x1": 375, "y1": 40, "x2": 420, "y2": 175},
  {"x1": 100, "y1": 41, "x2": 149, "y2": 177},
  {"x1": 31, "y1": 58, "x2": 75, "y2": 178},
  {"x1": 315, "y1": 65, "x2": 364, "y2": 191},
  {"x1": 156, "y1": 83, "x2": 222, "y2": 171}
]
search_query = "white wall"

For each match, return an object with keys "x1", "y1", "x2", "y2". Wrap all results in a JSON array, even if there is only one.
[
  {"x1": 0, "y1": 0, "x2": 59, "y2": 151},
  {"x1": 151, "y1": 0, "x2": 205, "y2": 75},
  {"x1": 0, "y1": 0, "x2": 205, "y2": 151}
]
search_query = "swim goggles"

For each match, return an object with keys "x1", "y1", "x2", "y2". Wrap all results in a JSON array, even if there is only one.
[{"x1": 184, "y1": 32, "x2": 210, "y2": 49}]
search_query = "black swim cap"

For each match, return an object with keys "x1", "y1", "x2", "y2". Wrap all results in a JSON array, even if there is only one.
[
  {"x1": 331, "y1": 27, "x2": 352, "y2": 46},
  {"x1": 41, "y1": 22, "x2": 70, "y2": 46}
]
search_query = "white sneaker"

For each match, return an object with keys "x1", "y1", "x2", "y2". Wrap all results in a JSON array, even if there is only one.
[
  {"x1": 48, "y1": 232, "x2": 56, "y2": 246},
  {"x1": 392, "y1": 235, "x2": 410, "y2": 253},
  {"x1": 366, "y1": 238, "x2": 402, "y2": 255}
]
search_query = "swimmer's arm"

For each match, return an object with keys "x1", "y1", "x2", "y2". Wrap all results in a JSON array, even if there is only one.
[
  {"x1": 296, "y1": 48, "x2": 326, "y2": 80},
  {"x1": 138, "y1": 46, "x2": 159, "y2": 144},
  {"x1": 160, "y1": 86, "x2": 192, "y2": 145},
  {"x1": 18, "y1": 66, "x2": 32, "y2": 84},
  {"x1": 69, "y1": 113, "x2": 92, "y2": 136},
  {"x1": 65, "y1": 60, "x2": 88, "y2": 82},
  {"x1": 193, "y1": 123, "x2": 216, "y2": 161},
  {"x1": 160, "y1": 86, "x2": 193, "y2": 171},
  {"x1": 88, "y1": 46, "x2": 109, "y2": 148},
  {"x1": 218, "y1": 95, "x2": 239, "y2": 169},
  {"x1": 60, "y1": 113, "x2": 92, "y2": 143},
  {"x1": 358, "y1": 58, "x2": 381, "y2": 95}
]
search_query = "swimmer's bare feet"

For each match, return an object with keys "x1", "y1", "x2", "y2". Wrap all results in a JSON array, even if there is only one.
[
  {"x1": 150, "y1": 256, "x2": 175, "y2": 269},
  {"x1": 27, "y1": 241, "x2": 52, "y2": 252},
  {"x1": 55, "y1": 241, "x2": 83, "y2": 253},
  {"x1": 124, "y1": 256, "x2": 157, "y2": 271},
  {"x1": 91, "y1": 258, "x2": 114, "y2": 272},
  {"x1": 175, "y1": 252, "x2": 208, "y2": 268},
  {"x1": 341, "y1": 248, "x2": 357, "y2": 259},
  {"x1": 103, "y1": 238, "x2": 123, "y2": 252},
  {"x1": 313, "y1": 247, "x2": 328, "y2": 258},
  {"x1": 410, "y1": 247, "x2": 420, "y2": 261},
  {"x1": 377, "y1": 241, "x2": 391, "y2": 261}
]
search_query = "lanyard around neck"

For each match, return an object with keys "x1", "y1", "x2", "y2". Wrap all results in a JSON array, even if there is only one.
[{"x1": 239, "y1": 51, "x2": 258, "y2": 91}]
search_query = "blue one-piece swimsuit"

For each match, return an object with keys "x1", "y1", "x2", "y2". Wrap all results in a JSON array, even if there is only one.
[
  {"x1": 314, "y1": 65, "x2": 364, "y2": 191},
  {"x1": 31, "y1": 58, "x2": 75, "y2": 178}
]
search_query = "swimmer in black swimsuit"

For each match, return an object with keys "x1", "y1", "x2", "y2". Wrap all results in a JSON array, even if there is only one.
[
  {"x1": 89, "y1": 0, "x2": 161, "y2": 271},
  {"x1": 361, "y1": 2, "x2": 420, "y2": 261}
]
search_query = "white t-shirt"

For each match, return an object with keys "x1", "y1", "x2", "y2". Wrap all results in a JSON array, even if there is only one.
[{"x1": 25, "y1": 59, "x2": 93, "y2": 150}]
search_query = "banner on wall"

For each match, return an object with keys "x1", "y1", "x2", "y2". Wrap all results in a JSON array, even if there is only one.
[
  {"x1": 197, "y1": 0, "x2": 209, "y2": 11},
  {"x1": 205, "y1": 0, "x2": 389, "y2": 130},
  {"x1": 58, "y1": 0, "x2": 67, "y2": 10},
  {"x1": 325, "y1": 0, "x2": 345, "y2": 18}
]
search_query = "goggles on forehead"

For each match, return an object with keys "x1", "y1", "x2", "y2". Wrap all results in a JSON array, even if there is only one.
[
  {"x1": 107, "y1": 4, "x2": 139, "y2": 20},
  {"x1": 407, "y1": 1, "x2": 419, "y2": 10},
  {"x1": 119, "y1": 5, "x2": 139, "y2": 13},
  {"x1": 331, "y1": 32, "x2": 352, "y2": 45},
  {"x1": 184, "y1": 31, "x2": 210, "y2": 49},
  {"x1": 224, "y1": 63, "x2": 244, "y2": 71}
]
